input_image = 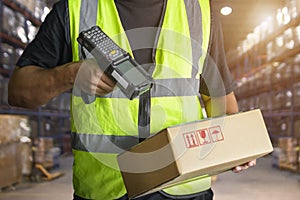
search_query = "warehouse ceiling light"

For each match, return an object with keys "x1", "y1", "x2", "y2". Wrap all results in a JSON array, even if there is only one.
[{"x1": 220, "y1": 6, "x2": 233, "y2": 16}]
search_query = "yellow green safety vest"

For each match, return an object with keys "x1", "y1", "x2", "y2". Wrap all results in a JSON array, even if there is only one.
[{"x1": 69, "y1": 0, "x2": 211, "y2": 199}]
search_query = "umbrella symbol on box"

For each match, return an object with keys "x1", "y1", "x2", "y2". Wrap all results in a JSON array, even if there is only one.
[{"x1": 209, "y1": 126, "x2": 224, "y2": 142}]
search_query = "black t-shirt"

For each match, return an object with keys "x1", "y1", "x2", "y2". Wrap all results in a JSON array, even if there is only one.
[{"x1": 16, "y1": 0, "x2": 236, "y2": 96}]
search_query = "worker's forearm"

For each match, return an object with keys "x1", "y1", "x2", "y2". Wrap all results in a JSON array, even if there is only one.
[
  {"x1": 202, "y1": 95, "x2": 226, "y2": 117},
  {"x1": 201, "y1": 92, "x2": 239, "y2": 117},
  {"x1": 8, "y1": 62, "x2": 81, "y2": 109},
  {"x1": 225, "y1": 92, "x2": 239, "y2": 114}
]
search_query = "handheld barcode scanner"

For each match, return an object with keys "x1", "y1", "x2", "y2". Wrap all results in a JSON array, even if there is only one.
[{"x1": 77, "y1": 26, "x2": 153, "y2": 103}]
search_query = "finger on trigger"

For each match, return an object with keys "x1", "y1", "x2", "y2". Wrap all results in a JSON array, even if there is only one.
[{"x1": 101, "y1": 73, "x2": 115, "y2": 87}]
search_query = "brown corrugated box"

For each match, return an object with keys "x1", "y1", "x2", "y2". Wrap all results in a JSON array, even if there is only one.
[
  {"x1": 277, "y1": 137, "x2": 299, "y2": 171},
  {"x1": 33, "y1": 137, "x2": 54, "y2": 168},
  {"x1": 0, "y1": 114, "x2": 29, "y2": 145},
  {"x1": 15, "y1": 0, "x2": 36, "y2": 13},
  {"x1": 117, "y1": 109, "x2": 273, "y2": 198},
  {"x1": 0, "y1": 142, "x2": 22, "y2": 188}
]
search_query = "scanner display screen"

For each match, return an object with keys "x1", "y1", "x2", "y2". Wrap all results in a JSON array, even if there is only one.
[{"x1": 117, "y1": 60, "x2": 147, "y2": 86}]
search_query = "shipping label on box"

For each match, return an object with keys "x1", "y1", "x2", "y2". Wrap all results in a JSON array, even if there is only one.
[{"x1": 117, "y1": 109, "x2": 274, "y2": 198}]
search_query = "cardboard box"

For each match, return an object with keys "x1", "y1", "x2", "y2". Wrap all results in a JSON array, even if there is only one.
[
  {"x1": 117, "y1": 109, "x2": 273, "y2": 198},
  {"x1": 277, "y1": 137, "x2": 299, "y2": 171},
  {"x1": 0, "y1": 142, "x2": 22, "y2": 188},
  {"x1": 0, "y1": 114, "x2": 29, "y2": 145}
]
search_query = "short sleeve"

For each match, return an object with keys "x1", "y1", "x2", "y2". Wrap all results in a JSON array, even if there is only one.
[
  {"x1": 200, "y1": 6, "x2": 237, "y2": 97},
  {"x1": 16, "y1": 0, "x2": 72, "y2": 69}
]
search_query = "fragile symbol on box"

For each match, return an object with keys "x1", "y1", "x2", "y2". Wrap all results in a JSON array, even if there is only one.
[
  {"x1": 196, "y1": 129, "x2": 211, "y2": 145},
  {"x1": 183, "y1": 132, "x2": 199, "y2": 148},
  {"x1": 183, "y1": 126, "x2": 224, "y2": 149}
]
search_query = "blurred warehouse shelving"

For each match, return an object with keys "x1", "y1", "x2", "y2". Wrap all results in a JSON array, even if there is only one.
[
  {"x1": 0, "y1": 0, "x2": 70, "y2": 188},
  {"x1": 228, "y1": 0, "x2": 300, "y2": 173}
]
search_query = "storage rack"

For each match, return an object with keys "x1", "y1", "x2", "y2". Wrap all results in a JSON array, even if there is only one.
[
  {"x1": 228, "y1": 7, "x2": 300, "y2": 172},
  {"x1": 0, "y1": 0, "x2": 70, "y2": 152}
]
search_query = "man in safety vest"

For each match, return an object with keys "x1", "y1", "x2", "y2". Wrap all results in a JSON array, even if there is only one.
[{"x1": 8, "y1": 0, "x2": 256, "y2": 199}]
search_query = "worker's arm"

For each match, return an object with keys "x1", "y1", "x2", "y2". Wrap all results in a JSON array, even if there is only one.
[
  {"x1": 8, "y1": 60, "x2": 115, "y2": 109},
  {"x1": 201, "y1": 91, "x2": 238, "y2": 117},
  {"x1": 201, "y1": 92, "x2": 256, "y2": 173}
]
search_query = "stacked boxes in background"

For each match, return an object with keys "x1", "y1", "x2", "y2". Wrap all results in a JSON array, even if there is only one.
[
  {"x1": 0, "y1": 114, "x2": 30, "y2": 145},
  {"x1": 1, "y1": 2, "x2": 38, "y2": 44},
  {"x1": 294, "y1": 117, "x2": 300, "y2": 138},
  {"x1": 0, "y1": 114, "x2": 64, "y2": 185},
  {"x1": 274, "y1": 137, "x2": 300, "y2": 172},
  {"x1": 294, "y1": 82, "x2": 300, "y2": 109},
  {"x1": 0, "y1": 1, "x2": 70, "y2": 181},
  {"x1": 0, "y1": 143, "x2": 22, "y2": 188},
  {"x1": 237, "y1": 57, "x2": 300, "y2": 113},
  {"x1": 33, "y1": 137, "x2": 54, "y2": 168},
  {"x1": 227, "y1": 0, "x2": 300, "y2": 67},
  {"x1": 0, "y1": 76, "x2": 9, "y2": 105},
  {"x1": 0, "y1": 0, "x2": 48, "y2": 78},
  {"x1": 29, "y1": 115, "x2": 70, "y2": 151},
  {"x1": 12, "y1": 0, "x2": 47, "y2": 21},
  {"x1": 34, "y1": 137, "x2": 61, "y2": 169},
  {"x1": 14, "y1": 0, "x2": 37, "y2": 14},
  {"x1": 227, "y1": 0, "x2": 300, "y2": 175},
  {"x1": 62, "y1": 134, "x2": 72, "y2": 154},
  {"x1": 0, "y1": 114, "x2": 31, "y2": 188}
]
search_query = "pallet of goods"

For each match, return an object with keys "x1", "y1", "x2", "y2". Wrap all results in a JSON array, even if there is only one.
[
  {"x1": 277, "y1": 137, "x2": 300, "y2": 172},
  {"x1": 0, "y1": 114, "x2": 31, "y2": 188}
]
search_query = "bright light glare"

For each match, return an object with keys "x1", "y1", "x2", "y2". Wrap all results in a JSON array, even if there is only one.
[{"x1": 220, "y1": 6, "x2": 232, "y2": 16}]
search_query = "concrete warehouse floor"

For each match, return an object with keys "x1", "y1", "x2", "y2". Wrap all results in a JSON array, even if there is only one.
[{"x1": 0, "y1": 155, "x2": 300, "y2": 200}]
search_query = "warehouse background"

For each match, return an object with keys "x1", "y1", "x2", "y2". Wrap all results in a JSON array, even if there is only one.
[{"x1": 0, "y1": 0, "x2": 300, "y2": 199}]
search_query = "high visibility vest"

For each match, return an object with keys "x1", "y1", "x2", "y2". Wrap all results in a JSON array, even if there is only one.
[{"x1": 69, "y1": 0, "x2": 211, "y2": 199}]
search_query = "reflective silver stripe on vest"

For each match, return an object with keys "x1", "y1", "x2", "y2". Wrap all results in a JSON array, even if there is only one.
[
  {"x1": 79, "y1": 0, "x2": 98, "y2": 59},
  {"x1": 184, "y1": 0, "x2": 203, "y2": 78},
  {"x1": 107, "y1": 78, "x2": 200, "y2": 98},
  {"x1": 151, "y1": 78, "x2": 199, "y2": 97},
  {"x1": 71, "y1": 132, "x2": 139, "y2": 154},
  {"x1": 72, "y1": 78, "x2": 200, "y2": 98}
]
